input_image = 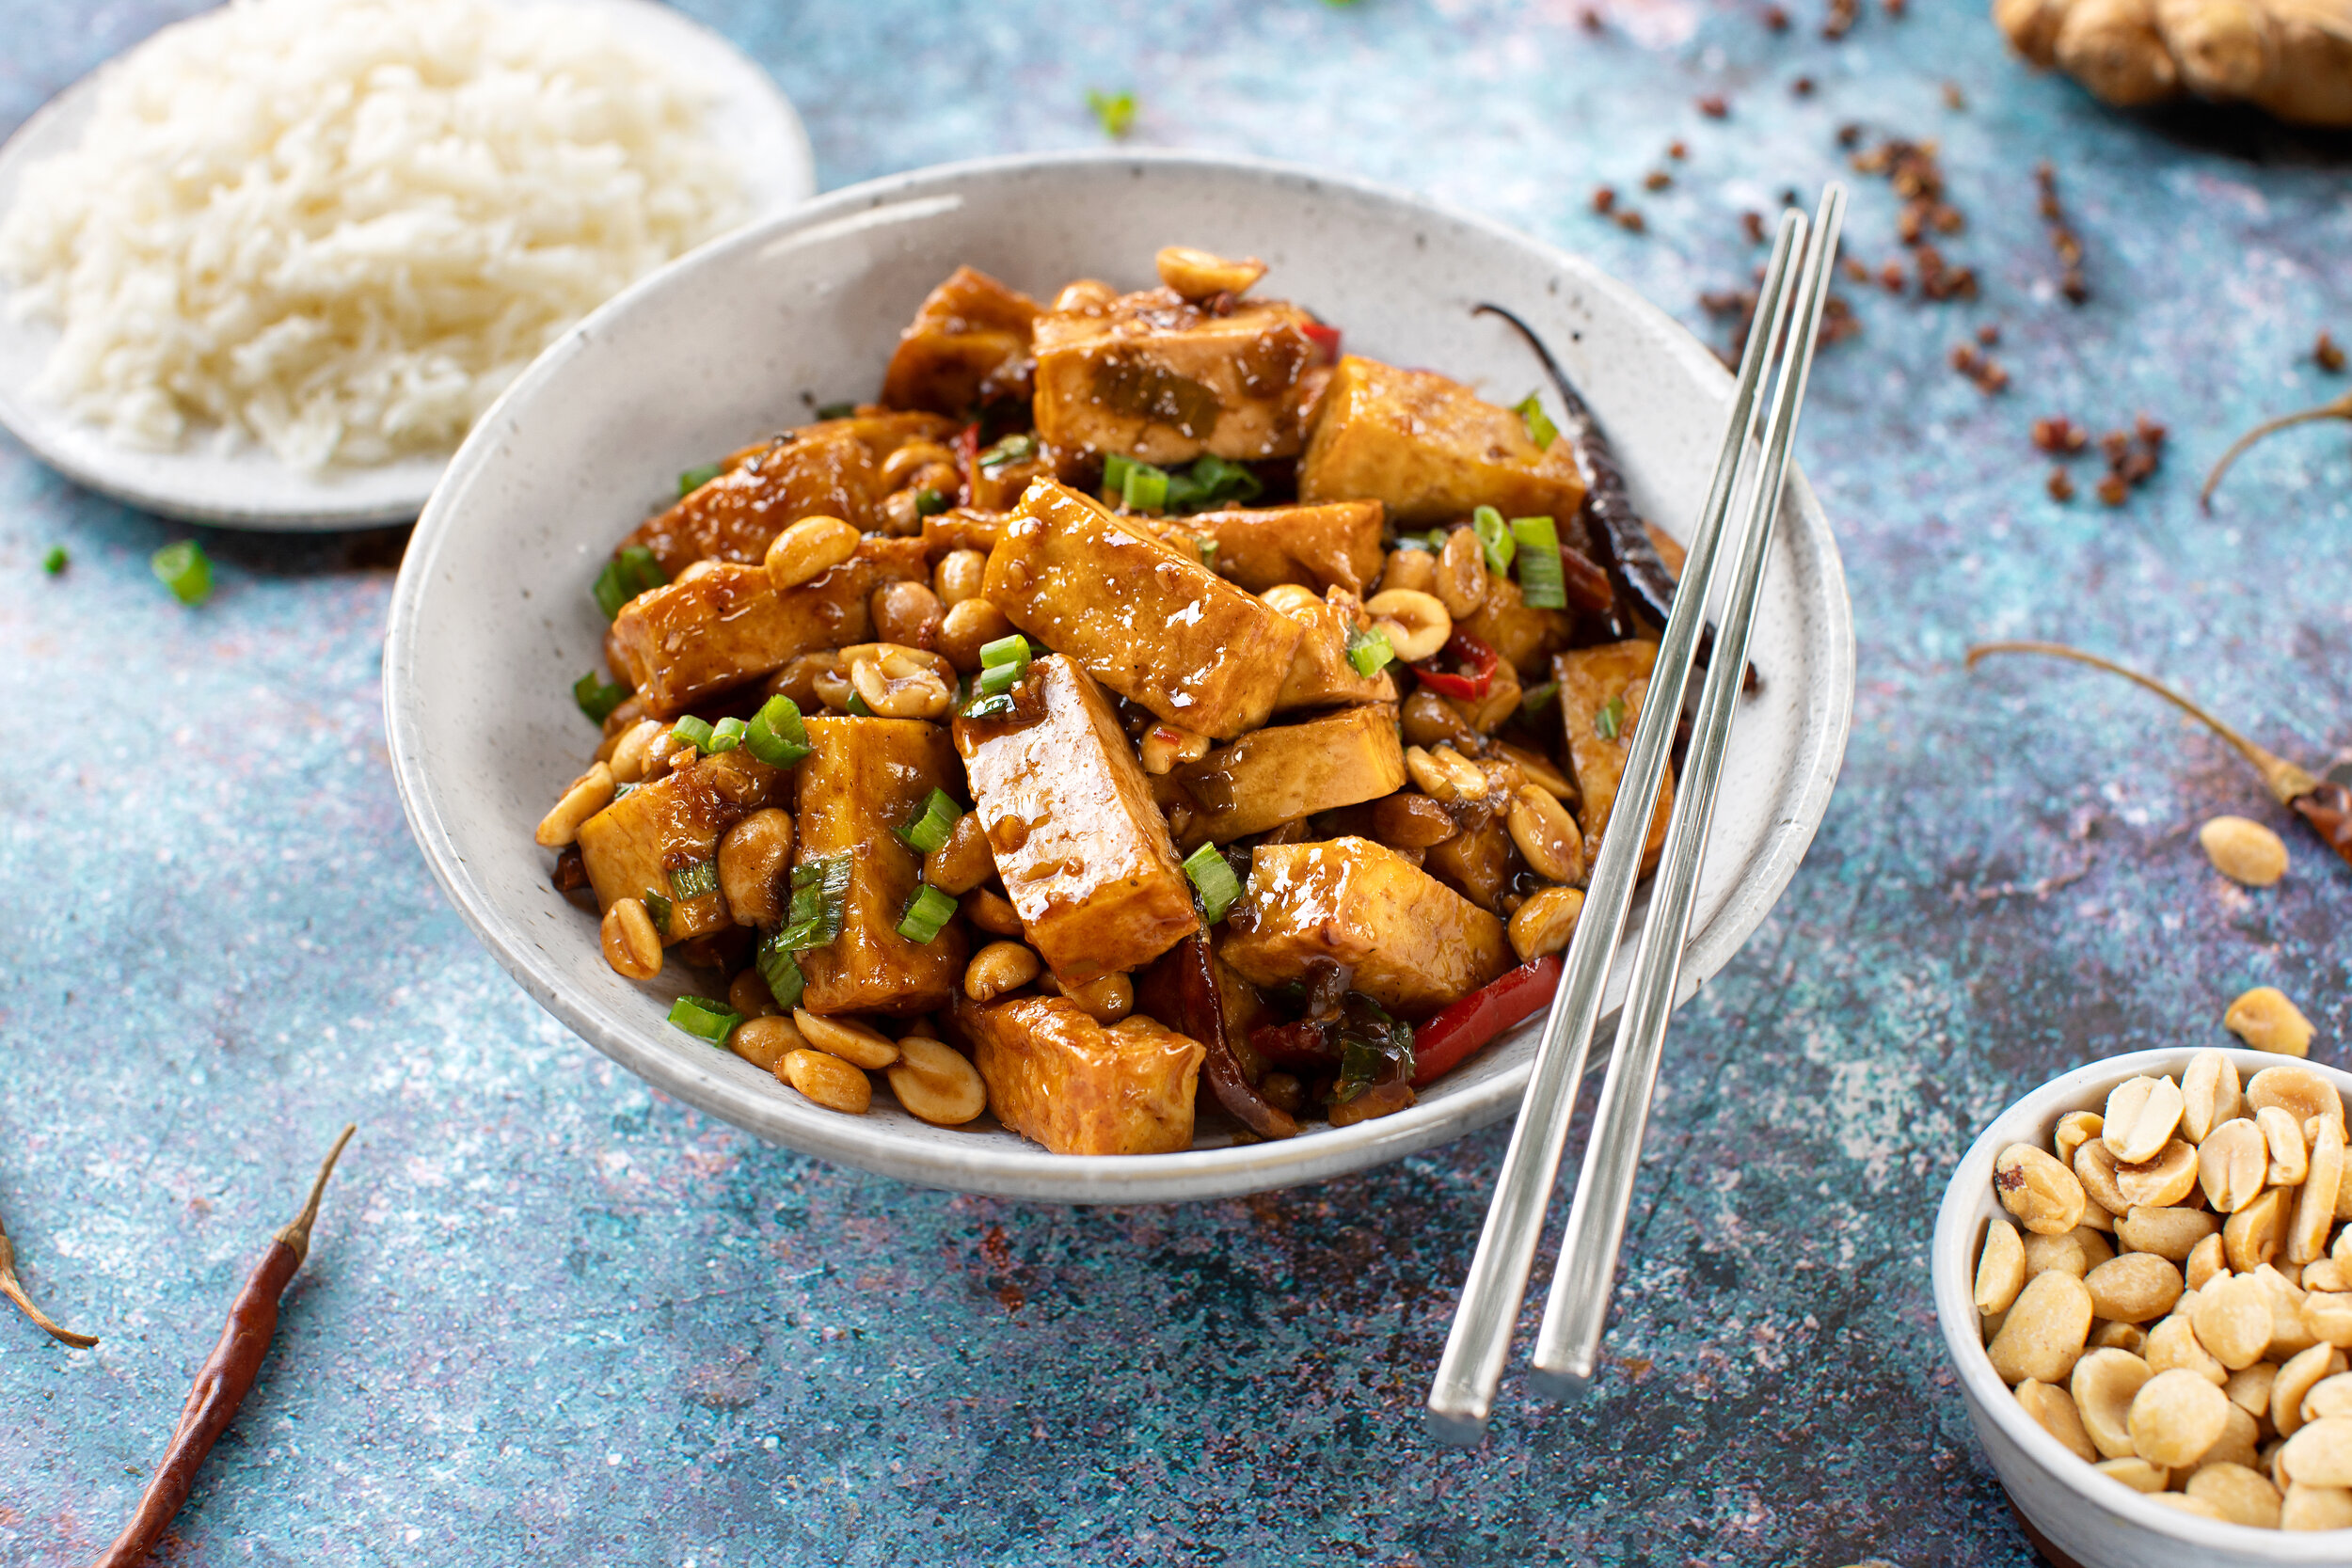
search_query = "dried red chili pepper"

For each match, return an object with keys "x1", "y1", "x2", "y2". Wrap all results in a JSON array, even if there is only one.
[
  {"x1": 0, "y1": 1200, "x2": 96, "y2": 1348},
  {"x1": 1300, "y1": 320, "x2": 1343, "y2": 367},
  {"x1": 94, "y1": 1126, "x2": 356, "y2": 1568},
  {"x1": 1138, "y1": 936, "x2": 1297, "y2": 1140},
  {"x1": 1968, "y1": 642, "x2": 2352, "y2": 871},
  {"x1": 1410, "y1": 953, "x2": 1565, "y2": 1088},
  {"x1": 953, "y1": 421, "x2": 980, "y2": 509},
  {"x1": 1412, "y1": 629, "x2": 1502, "y2": 702},
  {"x1": 2201, "y1": 389, "x2": 2352, "y2": 509}
]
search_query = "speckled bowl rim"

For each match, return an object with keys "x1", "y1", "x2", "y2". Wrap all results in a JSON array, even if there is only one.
[
  {"x1": 384, "y1": 149, "x2": 1855, "y2": 1203},
  {"x1": 1933, "y1": 1046, "x2": 2352, "y2": 1560}
]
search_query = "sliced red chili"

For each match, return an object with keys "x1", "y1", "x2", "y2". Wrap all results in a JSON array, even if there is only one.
[
  {"x1": 1408, "y1": 953, "x2": 1563, "y2": 1088},
  {"x1": 1411, "y1": 629, "x2": 1502, "y2": 701},
  {"x1": 953, "y1": 421, "x2": 979, "y2": 508},
  {"x1": 1248, "y1": 1019, "x2": 1338, "y2": 1070},
  {"x1": 1301, "y1": 320, "x2": 1342, "y2": 366}
]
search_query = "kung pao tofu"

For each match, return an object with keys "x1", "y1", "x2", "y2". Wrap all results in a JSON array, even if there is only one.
[{"x1": 538, "y1": 245, "x2": 1698, "y2": 1156}]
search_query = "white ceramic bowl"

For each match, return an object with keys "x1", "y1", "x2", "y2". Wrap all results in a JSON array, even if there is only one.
[
  {"x1": 384, "y1": 150, "x2": 1854, "y2": 1203},
  {"x1": 1932, "y1": 1047, "x2": 2352, "y2": 1567}
]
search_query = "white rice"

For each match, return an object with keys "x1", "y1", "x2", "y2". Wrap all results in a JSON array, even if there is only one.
[{"x1": 0, "y1": 0, "x2": 743, "y2": 469}]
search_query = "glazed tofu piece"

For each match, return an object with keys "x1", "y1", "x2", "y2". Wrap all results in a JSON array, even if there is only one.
[
  {"x1": 1298, "y1": 356, "x2": 1588, "y2": 526},
  {"x1": 793, "y1": 717, "x2": 967, "y2": 1015},
  {"x1": 1175, "y1": 705, "x2": 1406, "y2": 843},
  {"x1": 1031, "y1": 287, "x2": 1321, "y2": 464},
  {"x1": 576, "y1": 752, "x2": 785, "y2": 943},
  {"x1": 1190, "y1": 500, "x2": 1386, "y2": 593},
  {"x1": 1554, "y1": 641, "x2": 1673, "y2": 874},
  {"x1": 610, "y1": 539, "x2": 929, "y2": 716},
  {"x1": 954, "y1": 994, "x2": 1205, "y2": 1156},
  {"x1": 1218, "y1": 837, "x2": 1512, "y2": 1013},
  {"x1": 879, "y1": 266, "x2": 1042, "y2": 415},
  {"x1": 983, "y1": 480, "x2": 1301, "y2": 738},
  {"x1": 954, "y1": 655, "x2": 1199, "y2": 982},
  {"x1": 1267, "y1": 586, "x2": 1398, "y2": 713},
  {"x1": 625, "y1": 426, "x2": 878, "y2": 573}
]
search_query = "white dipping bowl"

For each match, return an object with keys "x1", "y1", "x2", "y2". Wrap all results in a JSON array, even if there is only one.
[
  {"x1": 385, "y1": 150, "x2": 1854, "y2": 1204},
  {"x1": 1932, "y1": 1047, "x2": 2352, "y2": 1568}
]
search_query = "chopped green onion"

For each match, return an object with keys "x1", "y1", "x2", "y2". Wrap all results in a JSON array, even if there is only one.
[
  {"x1": 977, "y1": 634, "x2": 1032, "y2": 698},
  {"x1": 914, "y1": 486, "x2": 950, "y2": 516},
  {"x1": 151, "y1": 540, "x2": 212, "y2": 606},
  {"x1": 1514, "y1": 391, "x2": 1559, "y2": 451},
  {"x1": 894, "y1": 788, "x2": 964, "y2": 855},
  {"x1": 1345, "y1": 626, "x2": 1393, "y2": 678},
  {"x1": 978, "y1": 432, "x2": 1038, "y2": 471},
  {"x1": 1086, "y1": 88, "x2": 1136, "y2": 138},
  {"x1": 1471, "y1": 506, "x2": 1516, "y2": 576},
  {"x1": 593, "y1": 544, "x2": 668, "y2": 619},
  {"x1": 1510, "y1": 515, "x2": 1567, "y2": 609},
  {"x1": 41, "y1": 546, "x2": 67, "y2": 576},
  {"x1": 643, "y1": 889, "x2": 675, "y2": 937},
  {"x1": 744, "y1": 694, "x2": 812, "y2": 767},
  {"x1": 1595, "y1": 694, "x2": 1628, "y2": 741},
  {"x1": 707, "y1": 716, "x2": 747, "y2": 753},
  {"x1": 667, "y1": 995, "x2": 741, "y2": 1044},
  {"x1": 1182, "y1": 841, "x2": 1244, "y2": 924},
  {"x1": 677, "y1": 463, "x2": 724, "y2": 497},
  {"x1": 816, "y1": 402, "x2": 857, "y2": 420},
  {"x1": 960, "y1": 692, "x2": 1018, "y2": 721},
  {"x1": 1101, "y1": 453, "x2": 1136, "y2": 503},
  {"x1": 844, "y1": 690, "x2": 875, "y2": 718},
  {"x1": 755, "y1": 931, "x2": 805, "y2": 1008},
  {"x1": 1391, "y1": 532, "x2": 1441, "y2": 553},
  {"x1": 1198, "y1": 537, "x2": 1220, "y2": 568},
  {"x1": 775, "y1": 854, "x2": 851, "y2": 952},
  {"x1": 1121, "y1": 461, "x2": 1169, "y2": 514},
  {"x1": 573, "y1": 672, "x2": 629, "y2": 724},
  {"x1": 897, "y1": 884, "x2": 960, "y2": 943},
  {"x1": 670, "y1": 860, "x2": 719, "y2": 901},
  {"x1": 670, "y1": 715, "x2": 717, "y2": 753},
  {"x1": 1520, "y1": 680, "x2": 1560, "y2": 721},
  {"x1": 1168, "y1": 454, "x2": 1263, "y2": 512}
]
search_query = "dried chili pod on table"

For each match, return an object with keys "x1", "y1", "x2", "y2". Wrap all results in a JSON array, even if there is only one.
[
  {"x1": 2201, "y1": 389, "x2": 2352, "y2": 509},
  {"x1": 93, "y1": 1125, "x2": 356, "y2": 1568},
  {"x1": 1968, "y1": 641, "x2": 2352, "y2": 869},
  {"x1": 0, "y1": 1199, "x2": 97, "y2": 1348}
]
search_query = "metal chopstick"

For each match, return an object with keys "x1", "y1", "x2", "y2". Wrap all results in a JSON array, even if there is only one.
[
  {"x1": 1531, "y1": 183, "x2": 1848, "y2": 1394},
  {"x1": 1422, "y1": 206, "x2": 1811, "y2": 1447}
]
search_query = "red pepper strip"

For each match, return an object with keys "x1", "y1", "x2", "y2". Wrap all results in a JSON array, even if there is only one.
[
  {"x1": 953, "y1": 421, "x2": 979, "y2": 508},
  {"x1": 1409, "y1": 954, "x2": 1563, "y2": 1088},
  {"x1": 1301, "y1": 321, "x2": 1342, "y2": 367},
  {"x1": 1248, "y1": 1019, "x2": 1339, "y2": 1071},
  {"x1": 1411, "y1": 629, "x2": 1502, "y2": 702}
]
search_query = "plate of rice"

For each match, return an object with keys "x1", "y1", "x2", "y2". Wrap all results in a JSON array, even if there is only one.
[{"x1": 0, "y1": 0, "x2": 813, "y2": 530}]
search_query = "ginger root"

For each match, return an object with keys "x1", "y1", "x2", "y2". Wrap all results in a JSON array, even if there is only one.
[{"x1": 1995, "y1": 0, "x2": 2352, "y2": 123}]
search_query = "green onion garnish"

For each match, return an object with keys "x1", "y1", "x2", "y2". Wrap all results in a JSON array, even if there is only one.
[
  {"x1": 744, "y1": 694, "x2": 812, "y2": 767},
  {"x1": 1198, "y1": 537, "x2": 1220, "y2": 567},
  {"x1": 1182, "y1": 841, "x2": 1244, "y2": 924},
  {"x1": 816, "y1": 402, "x2": 857, "y2": 420},
  {"x1": 844, "y1": 690, "x2": 875, "y2": 717},
  {"x1": 644, "y1": 889, "x2": 675, "y2": 937},
  {"x1": 976, "y1": 633, "x2": 1033, "y2": 699},
  {"x1": 41, "y1": 546, "x2": 67, "y2": 576},
  {"x1": 1510, "y1": 515, "x2": 1567, "y2": 609},
  {"x1": 151, "y1": 540, "x2": 212, "y2": 606},
  {"x1": 574, "y1": 672, "x2": 629, "y2": 724},
  {"x1": 670, "y1": 860, "x2": 719, "y2": 901},
  {"x1": 670, "y1": 714, "x2": 717, "y2": 753},
  {"x1": 1595, "y1": 694, "x2": 1628, "y2": 741},
  {"x1": 894, "y1": 788, "x2": 964, "y2": 855},
  {"x1": 667, "y1": 995, "x2": 741, "y2": 1044},
  {"x1": 978, "y1": 433, "x2": 1038, "y2": 471},
  {"x1": 775, "y1": 854, "x2": 851, "y2": 952},
  {"x1": 707, "y1": 716, "x2": 747, "y2": 753},
  {"x1": 897, "y1": 883, "x2": 960, "y2": 943},
  {"x1": 755, "y1": 931, "x2": 806, "y2": 1008},
  {"x1": 914, "y1": 486, "x2": 950, "y2": 516},
  {"x1": 1513, "y1": 391, "x2": 1559, "y2": 451},
  {"x1": 1122, "y1": 461, "x2": 1169, "y2": 514},
  {"x1": 1345, "y1": 626, "x2": 1393, "y2": 678},
  {"x1": 1520, "y1": 680, "x2": 1560, "y2": 721},
  {"x1": 1472, "y1": 506, "x2": 1516, "y2": 576},
  {"x1": 677, "y1": 463, "x2": 724, "y2": 497},
  {"x1": 1086, "y1": 88, "x2": 1136, "y2": 138},
  {"x1": 1170, "y1": 454, "x2": 1263, "y2": 512},
  {"x1": 960, "y1": 692, "x2": 1018, "y2": 721},
  {"x1": 593, "y1": 544, "x2": 668, "y2": 620}
]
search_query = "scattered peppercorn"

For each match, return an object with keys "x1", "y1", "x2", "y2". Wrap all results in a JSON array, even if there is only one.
[
  {"x1": 1792, "y1": 75, "x2": 1816, "y2": 95},
  {"x1": 1836, "y1": 122, "x2": 1864, "y2": 148},
  {"x1": 1977, "y1": 323, "x2": 2000, "y2": 346},
  {"x1": 1615, "y1": 209, "x2": 1646, "y2": 233},
  {"x1": 1950, "y1": 342, "x2": 2008, "y2": 393},
  {"x1": 1842, "y1": 257, "x2": 1871, "y2": 283},
  {"x1": 1581, "y1": 7, "x2": 1604, "y2": 29},
  {"x1": 1824, "y1": 0, "x2": 1859, "y2": 37},
  {"x1": 1882, "y1": 261, "x2": 1906, "y2": 293},
  {"x1": 1697, "y1": 94, "x2": 1729, "y2": 118},
  {"x1": 1885, "y1": 0, "x2": 1907, "y2": 15},
  {"x1": 1943, "y1": 81, "x2": 1967, "y2": 109},
  {"x1": 1592, "y1": 186, "x2": 1616, "y2": 214},
  {"x1": 1645, "y1": 169, "x2": 1673, "y2": 190},
  {"x1": 2035, "y1": 161, "x2": 2089, "y2": 304},
  {"x1": 1669, "y1": 140, "x2": 1689, "y2": 160},
  {"x1": 1764, "y1": 3, "x2": 1790, "y2": 27},
  {"x1": 2046, "y1": 467, "x2": 2075, "y2": 501},
  {"x1": 2031, "y1": 416, "x2": 2089, "y2": 454},
  {"x1": 2319, "y1": 331, "x2": 2346, "y2": 373},
  {"x1": 2095, "y1": 473, "x2": 2129, "y2": 505},
  {"x1": 1740, "y1": 210, "x2": 1766, "y2": 244}
]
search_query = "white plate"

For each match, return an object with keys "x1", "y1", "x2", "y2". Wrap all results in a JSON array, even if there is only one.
[
  {"x1": 384, "y1": 150, "x2": 1856, "y2": 1204},
  {"x1": 0, "y1": 0, "x2": 815, "y2": 531}
]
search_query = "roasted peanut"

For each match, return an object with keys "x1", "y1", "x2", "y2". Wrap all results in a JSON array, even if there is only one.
[
  {"x1": 2117, "y1": 1140, "x2": 2200, "y2": 1209},
  {"x1": 780, "y1": 1048, "x2": 870, "y2": 1114},
  {"x1": 880, "y1": 439, "x2": 958, "y2": 490},
  {"x1": 2094, "y1": 1456, "x2": 2169, "y2": 1493},
  {"x1": 608, "y1": 718, "x2": 671, "y2": 784},
  {"x1": 1492, "y1": 738, "x2": 1575, "y2": 800},
  {"x1": 600, "y1": 897, "x2": 662, "y2": 979},
  {"x1": 1377, "y1": 546, "x2": 1438, "y2": 595},
  {"x1": 2309, "y1": 1258, "x2": 2352, "y2": 1294},
  {"x1": 1399, "y1": 688, "x2": 1482, "y2": 750},
  {"x1": 2280, "y1": 1481, "x2": 2352, "y2": 1528},
  {"x1": 1501, "y1": 886, "x2": 1583, "y2": 969},
  {"x1": 2105, "y1": 1074, "x2": 2186, "y2": 1163},
  {"x1": 847, "y1": 642, "x2": 954, "y2": 720},
  {"x1": 2296, "y1": 1120, "x2": 2348, "y2": 1266},
  {"x1": 2120, "y1": 1204, "x2": 2220, "y2": 1263},
  {"x1": 1138, "y1": 722, "x2": 1212, "y2": 776},
  {"x1": 2196, "y1": 1275, "x2": 2275, "y2": 1370},
  {"x1": 965, "y1": 940, "x2": 1041, "y2": 1002},
  {"x1": 2280, "y1": 1418, "x2": 2352, "y2": 1487},
  {"x1": 2227, "y1": 986, "x2": 2316, "y2": 1057},
  {"x1": 2183, "y1": 1050, "x2": 2244, "y2": 1143},
  {"x1": 2090, "y1": 1320, "x2": 2148, "y2": 1354},
  {"x1": 2186, "y1": 1232, "x2": 2229, "y2": 1292},
  {"x1": 1998, "y1": 1143, "x2": 2089, "y2": 1236},
  {"x1": 728, "y1": 1013, "x2": 804, "y2": 1072},
  {"x1": 2200, "y1": 815, "x2": 2289, "y2": 887},
  {"x1": 2145, "y1": 1308, "x2": 2228, "y2": 1386},
  {"x1": 884, "y1": 1036, "x2": 987, "y2": 1126},
  {"x1": 765, "y1": 515, "x2": 860, "y2": 590},
  {"x1": 2150, "y1": 1492, "x2": 2228, "y2": 1519},
  {"x1": 937, "y1": 596, "x2": 1015, "y2": 673},
  {"x1": 2276, "y1": 1344, "x2": 2348, "y2": 1437},
  {"x1": 1052, "y1": 278, "x2": 1117, "y2": 315},
  {"x1": 2130, "y1": 1367, "x2": 2233, "y2": 1466},
  {"x1": 2227, "y1": 1187, "x2": 2290, "y2": 1274},
  {"x1": 964, "y1": 887, "x2": 1023, "y2": 936},
  {"x1": 2023, "y1": 1227, "x2": 2100, "y2": 1279},
  {"x1": 1154, "y1": 245, "x2": 1266, "y2": 300},
  {"x1": 2249, "y1": 1064, "x2": 2345, "y2": 1134},
  {"x1": 2201, "y1": 1118, "x2": 2271, "y2": 1213},
  {"x1": 2259, "y1": 1103, "x2": 2312, "y2": 1186},
  {"x1": 715, "y1": 808, "x2": 795, "y2": 927},
  {"x1": 1372, "y1": 791, "x2": 1458, "y2": 850},
  {"x1": 728, "y1": 968, "x2": 781, "y2": 1022},
  {"x1": 1434, "y1": 526, "x2": 1488, "y2": 619},
  {"x1": 2074, "y1": 1141, "x2": 2131, "y2": 1222},
  {"x1": 1978, "y1": 1218, "x2": 2026, "y2": 1314},
  {"x1": 536, "y1": 761, "x2": 615, "y2": 847},
  {"x1": 2227, "y1": 1360, "x2": 2278, "y2": 1419},
  {"x1": 2085, "y1": 1253, "x2": 2184, "y2": 1323},
  {"x1": 871, "y1": 579, "x2": 946, "y2": 651},
  {"x1": 2305, "y1": 1292, "x2": 2352, "y2": 1350},
  {"x1": 1988, "y1": 1268, "x2": 2094, "y2": 1384},
  {"x1": 1365, "y1": 588, "x2": 1452, "y2": 663},
  {"x1": 1503, "y1": 784, "x2": 1584, "y2": 886},
  {"x1": 933, "y1": 547, "x2": 989, "y2": 606},
  {"x1": 2305, "y1": 1371, "x2": 2352, "y2": 1425},
  {"x1": 1404, "y1": 743, "x2": 1490, "y2": 805},
  {"x1": 790, "y1": 1009, "x2": 899, "y2": 1070},
  {"x1": 2200, "y1": 1402, "x2": 2265, "y2": 1470},
  {"x1": 2188, "y1": 1461, "x2": 2283, "y2": 1528},
  {"x1": 1063, "y1": 971, "x2": 1135, "y2": 1024},
  {"x1": 2258, "y1": 1263, "x2": 2322, "y2": 1360},
  {"x1": 2056, "y1": 1110, "x2": 2106, "y2": 1166},
  {"x1": 924, "y1": 810, "x2": 995, "y2": 897},
  {"x1": 2016, "y1": 1379, "x2": 2098, "y2": 1462},
  {"x1": 2073, "y1": 1348, "x2": 2153, "y2": 1458}
]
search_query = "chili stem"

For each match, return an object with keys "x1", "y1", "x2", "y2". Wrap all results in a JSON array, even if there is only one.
[
  {"x1": 277, "y1": 1123, "x2": 356, "y2": 1262},
  {"x1": 1965, "y1": 641, "x2": 2320, "y2": 804},
  {"x1": 0, "y1": 1204, "x2": 97, "y2": 1348},
  {"x1": 2201, "y1": 389, "x2": 2352, "y2": 509}
]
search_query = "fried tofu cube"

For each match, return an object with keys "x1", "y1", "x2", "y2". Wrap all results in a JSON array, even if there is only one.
[
  {"x1": 1267, "y1": 586, "x2": 1398, "y2": 713},
  {"x1": 1190, "y1": 500, "x2": 1386, "y2": 593},
  {"x1": 610, "y1": 540, "x2": 930, "y2": 717},
  {"x1": 954, "y1": 655, "x2": 1199, "y2": 982},
  {"x1": 793, "y1": 717, "x2": 967, "y2": 1015},
  {"x1": 1032, "y1": 288, "x2": 1320, "y2": 464},
  {"x1": 1218, "y1": 837, "x2": 1512, "y2": 1013},
  {"x1": 577, "y1": 754, "x2": 784, "y2": 943},
  {"x1": 1554, "y1": 641, "x2": 1672, "y2": 874},
  {"x1": 1298, "y1": 356, "x2": 1588, "y2": 526},
  {"x1": 955, "y1": 994, "x2": 1205, "y2": 1155},
  {"x1": 1175, "y1": 704, "x2": 1406, "y2": 843},
  {"x1": 880, "y1": 266, "x2": 1042, "y2": 415},
  {"x1": 984, "y1": 480, "x2": 1301, "y2": 737},
  {"x1": 626, "y1": 427, "x2": 877, "y2": 573}
]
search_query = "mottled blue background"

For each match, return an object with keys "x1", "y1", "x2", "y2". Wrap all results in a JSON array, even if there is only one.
[{"x1": 2, "y1": 2, "x2": 2347, "y2": 1564}]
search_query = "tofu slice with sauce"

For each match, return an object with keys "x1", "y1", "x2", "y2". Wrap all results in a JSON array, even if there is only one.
[
  {"x1": 954, "y1": 994, "x2": 1205, "y2": 1156},
  {"x1": 1266, "y1": 586, "x2": 1398, "y2": 713},
  {"x1": 1298, "y1": 356, "x2": 1587, "y2": 526},
  {"x1": 1187, "y1": 500, "x2": 1386, "y2": 593},
  {"x1": 1554, "y1": 641, "x2": 1672, "y2": 875},
  {"x1": 953, "y1": 654, "x2": 1199, "y2": 983},
  {"x1": 1218, "y1": 837, "x2": 1513, "y2": 1014},
  {"x1": 1174, "y1": 705, "x2": 1406, "y2": 843},
  {"x1": 792, "y1": 717, "x2": 967, "y2": 1015},
  {"x1": 983, "y1": 479, "x2": 1301, "y2": 738},
  {"x1": 625, "y1": 427, "x2": 875, "y2": 573},
  {"x1": 576, "y1": 752, "x2": 787, "y2": 944},
  {"x1": 610, "y1": 539, "x2": 929, "y2": 717},
  {"x1": 879, "y1": 265, "x2": 1042, "y2": 415}
]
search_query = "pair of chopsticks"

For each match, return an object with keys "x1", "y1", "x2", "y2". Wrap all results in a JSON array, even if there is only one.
[{"x1": 1426, "y1": 185, "x2": 1847, "y2": 1444}]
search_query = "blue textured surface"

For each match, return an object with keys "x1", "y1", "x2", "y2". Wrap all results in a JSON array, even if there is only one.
[{"x1": 3, "y1": 2, "x2": 2348, "y2": 1564}]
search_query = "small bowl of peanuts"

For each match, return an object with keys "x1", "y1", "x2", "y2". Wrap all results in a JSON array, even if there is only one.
[{"x1": 1934, "y1": 1047, "x2": 2352, "y2": 1567}]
